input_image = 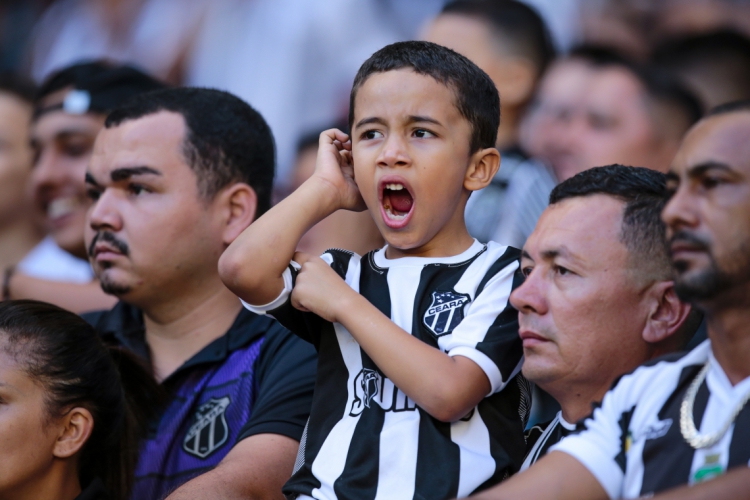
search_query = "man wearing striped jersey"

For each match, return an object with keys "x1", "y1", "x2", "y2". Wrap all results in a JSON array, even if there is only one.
[
  {"x1": 220, "y1": 41, "x2": 528, "y2": 499},
  {"x1": 472, "y1": 102, "x2": 750, "y2": 499},
  {"x1": 515, "y1": 165, "x2": 701, "y2": 471}
]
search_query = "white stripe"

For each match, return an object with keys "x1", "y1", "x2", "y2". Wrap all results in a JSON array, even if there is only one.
[
  {"x1": 453, "y1": 408, "x2": 496, "y2": 497},
  {"x1": 310, "y1": 255, "x2": 362, "y2": 500},
  {"x1": 372, "y1": 264, "x2": 423, "y2": 500}
]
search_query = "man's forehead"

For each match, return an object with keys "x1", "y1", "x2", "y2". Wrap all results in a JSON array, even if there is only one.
[
  {"x1": 32, "y1": 110, "x2": 103, "y2": 141},
  {"x1": 672, "y1": 112, "x2": 750, "y2": 175},
  {"x1": 90, "y1": 111, "x2": 186, "y2": 174},
  {"x1": 525, "y1": 195, "x2": 625, "y2": 259}
]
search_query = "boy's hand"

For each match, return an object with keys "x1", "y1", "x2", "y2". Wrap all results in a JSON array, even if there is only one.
[
  {"x1": 310, "y1": 129, "x2": 367, "y2": 212},
  {"x1": 291, "y1": 252, "x2": 355, "y2": 322}
]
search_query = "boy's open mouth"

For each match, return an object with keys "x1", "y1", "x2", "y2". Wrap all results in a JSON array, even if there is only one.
[{"x1": 380, "y1": 178, "x2": 415, "y2": 229}]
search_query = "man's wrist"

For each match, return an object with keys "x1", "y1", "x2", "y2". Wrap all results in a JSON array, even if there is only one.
[{"x1": 301, "y1": 175, "x2": 345, "y2": 216}]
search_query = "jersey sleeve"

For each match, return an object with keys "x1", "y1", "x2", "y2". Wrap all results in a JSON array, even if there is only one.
[
  {"x1": 442, "y1": 249, "x2": 524, "y2": 395},
  {"x1": 235, "y1": 322, "x2": 318, "y2": 443},
  {"x1": 241, "y1": 250, "x2": 356, "y2": 347}
]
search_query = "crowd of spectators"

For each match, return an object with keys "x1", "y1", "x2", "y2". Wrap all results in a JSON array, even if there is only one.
[{"x1": 0, "y1": 0, "x2": 748, "y2": 499}]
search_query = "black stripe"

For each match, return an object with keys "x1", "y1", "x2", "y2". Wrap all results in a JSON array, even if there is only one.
[
  {"x1": 475, "y1": 246, "x2": 521, "y2": 299},
  {"x1": 283, "y1": 322, "x2": 346, "y2": 497},
  {"x1": 475, "y1": 268, "x2": 523, "y2": 382},
  {"x1": 413, "y1": 409, "x2": 459, "y2": 499},
  {"x1": 473, "y1": 375, "x2": 527, "y2": 493},
  {"x1": 727, "y1": 398, "x2": 750, "y2": 468},
  {"x1": 615, "y1": 406, "x2": 636, "y2": 472},
  {"x1": 329, "y1": 256, "x2": 391, "y2": 499},
  {"x1": 640, "y1": 364, "x2": 706, "y2": 495}
]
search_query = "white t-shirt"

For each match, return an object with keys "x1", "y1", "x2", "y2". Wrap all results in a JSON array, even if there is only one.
[{"x1": 17, "y1": 236, "x2": 94, "y2": 283}]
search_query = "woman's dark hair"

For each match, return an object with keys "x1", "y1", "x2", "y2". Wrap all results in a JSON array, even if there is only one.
[
  {"x1": 0, "y1": 300, "x2": 163, "y2": 500},
  {"x1": 349, "y1": 40, "x2": 500, "y2": 153}
]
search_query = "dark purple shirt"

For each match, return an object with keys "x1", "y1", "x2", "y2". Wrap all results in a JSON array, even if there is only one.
[{"x1": 84, "y1": 302, "x2": 317, "y2": 500}]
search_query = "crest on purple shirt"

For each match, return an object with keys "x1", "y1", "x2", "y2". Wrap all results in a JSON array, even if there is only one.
[
  {"x1": 183, "y1": 396, "x2": 231, "y2": 459},
  {"x1": 423, "y1": 290, "x2": 471, "y2": 337}
]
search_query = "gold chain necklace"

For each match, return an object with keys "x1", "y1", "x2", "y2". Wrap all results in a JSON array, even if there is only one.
[{"x1": 679, "y1": 361, "x2": 750, "y2": 449}]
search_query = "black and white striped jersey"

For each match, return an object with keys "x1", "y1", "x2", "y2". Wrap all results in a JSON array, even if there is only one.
[
  {"x1": 552, "y1": 341, "x2": 750, "y2": 498},
  {"x1": 521, "y1": 411, "x2": 577, "y2": 471},
  {"x1": 243, "y1": 240, "x2": 529, "y2": 500}
]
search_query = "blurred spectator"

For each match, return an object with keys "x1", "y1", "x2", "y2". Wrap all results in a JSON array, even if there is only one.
[
  {"x1": 4, "y1": 62, "x2": 165, "y2": 312},
  {"x1": 651, "y1": 30, "x2": 750, "y2": 110},
  {"x1": 523, "y1": 48, "x2": 702, "y2": 181},
  {"x1": 292, "y1": 128, "x2": 383, "y2": 256},
  {"x1": 0, "y1": 0, "x2": 51, "y2": 73},
  {"x1": 0, "y1": 75, "x2": 43, "y2": 274},
  {"x1": 0, "y1": 300, "x2": 162, "y2": 500},
  {"x1": 185, "y1": 0, "x2": 396, "y2": 190},
  {"x1": 26, "y1": 0, "x2": 210, "y2": 84},
  {"x1": 423, "y1": 0, "x2": 557, "y2": 246}
]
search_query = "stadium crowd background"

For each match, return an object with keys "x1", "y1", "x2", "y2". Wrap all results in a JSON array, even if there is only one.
[{"x1": 0, "y1": 0, "x2": 750, "y2": 499}]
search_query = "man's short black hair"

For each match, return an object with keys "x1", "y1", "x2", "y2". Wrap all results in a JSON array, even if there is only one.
[
  {"x1": 550, "y1": 165, "x2": 671, "y2": 281},
  {"x1": 569, "y1": 45, "x2": 703, "y2": 131},
  {"x1": 440, "y1": 0, "x2": 555, "y2": 76},
  {"x1": 652, "y1": 30, "x2": 750, "y2": 106},
  {"x1": 0, "y1": 73, "x2": 36, "y2": 104},
  {"x1": 106, "y1": 87, "x2": 275, "y2": 216},
  {"x1": 705, "y1": 99, "x2": 750, "y2": 119},
  {"x1": 35, "y1": 61, "x2": 166, "y2": 119},
  {"x1": 349, "y1": 40, "x2": 499, "y2": 153}
]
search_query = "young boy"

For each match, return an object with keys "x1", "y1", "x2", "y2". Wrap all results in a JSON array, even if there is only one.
[{"x1": 220, "y1": 41, "x2": 527, "y2": 499}]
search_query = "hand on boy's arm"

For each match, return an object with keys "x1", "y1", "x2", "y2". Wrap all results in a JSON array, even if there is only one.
[
  {"x1": 219, "y1": 129, "x2": 363, "y2": 306},
  {"x1": 291, "y1": 252, "x2": 490, "y2": 422}
]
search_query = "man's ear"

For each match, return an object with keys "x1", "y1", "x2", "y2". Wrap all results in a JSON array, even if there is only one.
[
  {"x1": 642, "y1": 280, "x2": 691, "y2": 345},
  {"x1": 465, "y1": 148, "x2": 500, "y2": 192},
  {"x1": 53, "y1": 407, "x2": 94, "y2": 459},
  {"x1": 218, "y1": 183, "x2": 258, "y2": 246}
]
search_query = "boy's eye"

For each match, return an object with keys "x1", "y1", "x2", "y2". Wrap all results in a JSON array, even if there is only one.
[
  {"x1": 520, "y1": 266, "x2": 533, "y2": 278},
  {"x1": 700, "y1": 176, "x2": 725, "y2": 190},
  {"x1": 413, "y1": 129, "x2": 435, "y2": 139},
  {"x1": 128, "y1": 183, "x2": 149, "y2": 196},
  {"x1": 554, "y1": 265, "x2": 571, "y2": 277},
  {"x1": 362, "y1": 130, "x2": 383, "y2": 140},
  {"x1": 86, "y1": 188, "x2": 101, "y2": 201}
]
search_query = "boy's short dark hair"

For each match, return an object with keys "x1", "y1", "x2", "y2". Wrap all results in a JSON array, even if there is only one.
[
  {"x1": 550, "y1": 165, "x2": 670, "y2": 281},
  {"x1": 0, "y1": 73, "x2": 36, "y2": 104},
  {"x1": 349, "y1": 40, "x2": 500, "y2": 153},
  {"x1": 106, "y1": 87, "x2": 275, "y2": 216},
  {"x1": 441, "y1": 0, "x2": 555, "y2": 76}
]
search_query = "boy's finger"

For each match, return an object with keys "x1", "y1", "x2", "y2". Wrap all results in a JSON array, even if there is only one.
[
  {"x1": 292, "y1": 251, "x2": 315, "y2": 264},
  {"x1": 319, "y1": 128, "x2": 349, "y2": 147}
]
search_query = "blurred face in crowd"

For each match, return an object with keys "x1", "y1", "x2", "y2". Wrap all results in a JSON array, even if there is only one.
[
  {"x1": 519, "y1": 58, "x2": 594, "y2": 177},
  {"x1": 31, "y1": 90, "x2": 105, "y2": 259},
  {"x1": 0, "y1": 93, "x2": 34, "y2": 226},
  {"x1": 423, "y1": 14, "x2": 536, "y2": 128},
  {"x1": 85, "y1": 111, "x2": 231, "y2": 307},
  {"x1": 663, "y1": 111, "x2": 750, "y2": 307},
  {"x1": 540, "y1": 67, "x2": 677, "y2": 180},
  {"x1": 0, "y1": 344, "x2": 72, "y2": 498},
  {"x1": 512, "y1": 195, "x2": 654, "y2": 400}
]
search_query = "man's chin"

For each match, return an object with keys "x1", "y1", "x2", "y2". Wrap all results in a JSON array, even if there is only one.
[
  {"x1": 673, "y1": 268, "x2": 725, "y2": 302},
  {"x1": 98, "y1": 272, "x2": 133, "y2": 297}
]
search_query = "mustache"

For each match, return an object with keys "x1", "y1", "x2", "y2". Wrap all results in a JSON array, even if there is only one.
[
  {"x1": 88, "y1": 231, "x2": 129, "y2": 258},
  {"x1": 668, "y1": 231, "x2": 710, "y2": 251}
]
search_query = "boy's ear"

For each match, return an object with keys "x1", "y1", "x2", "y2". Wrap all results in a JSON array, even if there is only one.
[
  {"x1": 53, "y1": 407, "x2": 94, "y2": 459},
  {"x1": 217, "y1": 183, "x2": 258, "y2": 246},
  {"x1": 464, "y1": 148, "x2": 500, "y2": 192}
]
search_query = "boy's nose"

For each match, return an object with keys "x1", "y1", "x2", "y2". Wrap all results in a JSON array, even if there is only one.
[{"x1": 377, "y1": 134, "x2": 410, "y2": 168}]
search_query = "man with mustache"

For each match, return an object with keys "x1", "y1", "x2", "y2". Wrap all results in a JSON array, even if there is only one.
[
  {"x1": 82, "y1": 87, "x2": 317, "y2": 500},
  {"x1": 471, "y1": 103, "x2": 750, "y2": 499}
]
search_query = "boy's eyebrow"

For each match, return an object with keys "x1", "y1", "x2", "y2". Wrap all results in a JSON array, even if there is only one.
[
  {"x1": 85, "y1": 172, "x2": 102, "y2": 188},
  {"x1": 406, "y1": 115, "x2": 442, "y2": 126},
  {"x1": 354, "y1": 117, "x2": 386, "y2": 129},
  {"x1": 110, "y1": 166, "x2": 162, "y2": 182}
]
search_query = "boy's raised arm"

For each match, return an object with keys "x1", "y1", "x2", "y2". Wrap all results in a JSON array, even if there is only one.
[{"x1": 219, "y1": 129, "x2": 365, "y2": 306}]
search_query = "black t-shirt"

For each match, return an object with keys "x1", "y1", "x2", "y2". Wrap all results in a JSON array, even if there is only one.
[{"x1": 83, "y1": 302, "x2": 318, "y2": 500}]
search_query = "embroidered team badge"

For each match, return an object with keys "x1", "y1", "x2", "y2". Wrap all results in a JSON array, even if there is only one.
[
  {"x1": 423, "y1": 290, "x2": 471, "y2": 337},
  {"x1": 183, "y1": 396, "x2": 231, "y2": 459}
]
